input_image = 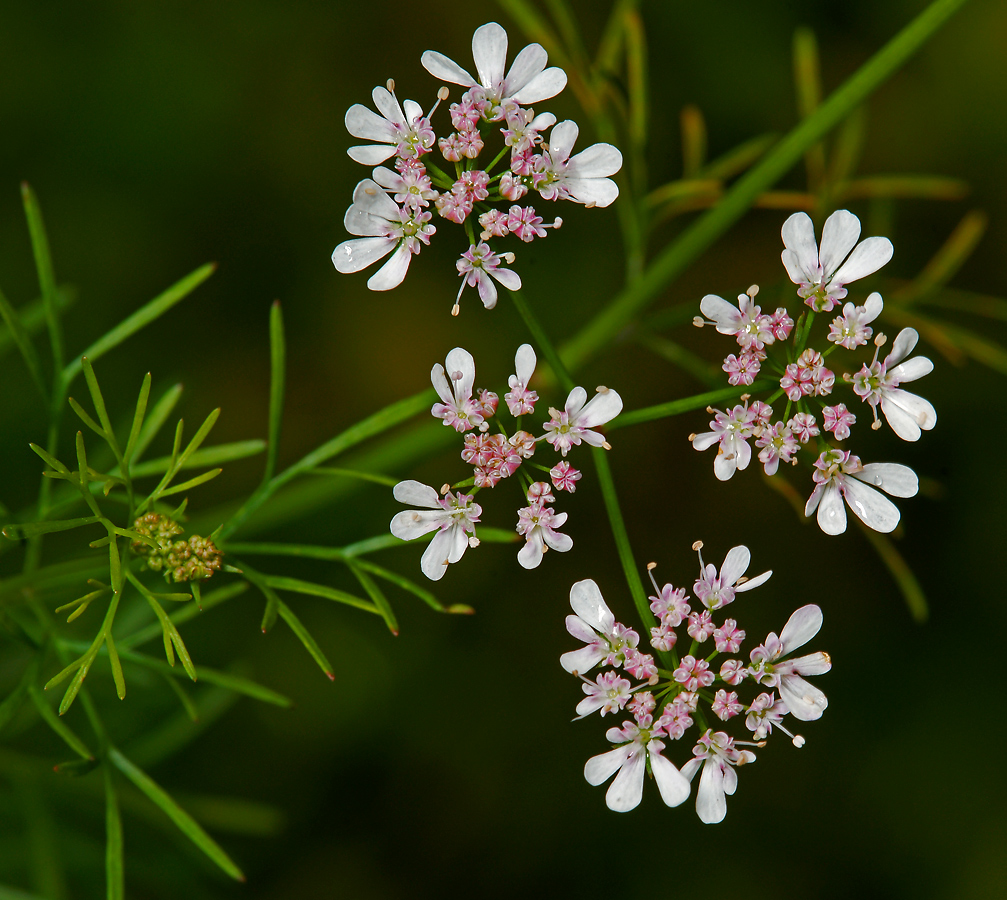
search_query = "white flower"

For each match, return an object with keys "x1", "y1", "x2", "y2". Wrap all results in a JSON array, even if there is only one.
[
  {"x1": 699, "y1": 291, "x2": 774, "y2": 350},
  {"x1": 454, "y1": 242, "x2": 522, "y2": 312},
  {"x1": 680, "y1": 730, "x2": 755, "y2": 824},
  {"x1": 421, "y1": 22, "x2": 567, "y2": 111},
  {"x1": 332, "y1": 179, "x2": 434, "y2": 291},
  {"x1": 584, "y1": 723, "x2": 690, "y2": 813},
  {"x1": 560, "y1": 579, "x2": 625, "y2": 675},
  {"x1": 806, "y1": 449, "x2": 919, "y2": 535},
  {"x1": 430, "y1": 347, "x2": 486, "y2": 433},
  {"x1": 853, "y1": 327, "x2": 937, "y2": 441},
  {"x1": 389, "y1": 481, "x2": 481, "y2": 581},
  {"x1": 533, "y1": 120, "x2": 622, "y2": 207},
  {"x1": 516, "y1": 498, "x2": 572, "y2": 569},
  {"x1": 828, "y1": 291, "x2": 884, "y2": 349},
  {"x1": 504, "y1": 343, "x2": 538, "y2": 417},
  {"x1": 543, "y1": 385, "x2": 623, "y2": 456},
  {"x1": 692, "y1": 544, "x2": 772, "y2": 611},
  {"x1": 781, "y1": 210, "x2": 893, "y2": 311},
  {"x1": 344, "y1": 85, "x2": 436, "y2": 165},
  {"x1": 749, "y1": 604, "x2": 831, "y2": 722}
]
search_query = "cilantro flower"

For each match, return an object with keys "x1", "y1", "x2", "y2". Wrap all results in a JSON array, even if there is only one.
[
  {"x1": 389, "y1": 481, "x2": 481, "y2": 581},
  {"x1": 533, "y1": 120, "x2": 622, "y2": 207}
]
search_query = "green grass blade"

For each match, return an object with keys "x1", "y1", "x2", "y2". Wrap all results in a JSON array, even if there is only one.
[
  {"x1": 28, "y1": 684, "x2": 93, "y2": 759},
  {"x1": 104, "y1": 765, "x2": 125, "y2": 900},
  {"x1": 2, "y1": 515, "x2": 101, "y2": 540},
  {"x1": 265, "y1": 300, "x2": 285, "y2": 482},
  {"x1": 559, "y1": 0, "x2": 973, "y2": 375},
  {"x1": 349, "y1": 563, "x2": 398, "y2": 635},
  {"x1": 107, "y1": 748, "x2": 245, "y2": 882},
  {"x1": 63, "y1": 263, "x2": 216, "y2": 384},
  {"x1": 260, "y1": 590, "x2": 278, "y2": 633},
  {"x1": 21, "y1": 182, "x2": 63, "y2": 375},
  {"x1": 132, "y1": 383, "x2": 183, "y2": 464},
  {"x1": 275, "y1": 598, "x2": 334, "y2": 680},
  {"x1": 352, "y1": 558, "x2": 445, "y2": 612},
  {"x1": 0, "y1": 285, "x2": 47, "y2": 399},
  {"x1": 130, "y1": 440, "x2": 266, "y2": 478}
]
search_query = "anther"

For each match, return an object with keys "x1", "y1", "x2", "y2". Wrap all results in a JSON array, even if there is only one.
[
  {"x1": 596, "y1": 385, "x2": 609, "y2": 393},
  {"x1": 451, "y1": 303, "x2": 461, "y2": 316},
  {"x1": 875, "y1": 333, "x2": 887, "y2": 348},
  {"x1": 437, "y1": 86, "x2": 450, "y2": 101},
  {"x1": 601, "y1": 441, "x2": 612, "y2": 450},
  {"x1": 687, "y1": 433, "x2": 697, "y2": 441},
  {"x1": 747, "y1": 284, "x2": 760, "y2": 298},
  {"x1": 386, "y1": 78, "x2": 396, "y2": 92},
  {"x1": 692, "y1": 540, "x2": 704, "y2": 551},
  {"x1": 440, "y1": 483, "x2": 450, "y2": 495},
  {"x1": 693, "y1": 316, "x2": 705, "y2": 328}
]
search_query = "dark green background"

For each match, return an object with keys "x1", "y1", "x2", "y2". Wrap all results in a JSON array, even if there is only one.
[{"x1": 1, "y1": 1, "x2": 1005, "y2": 897}]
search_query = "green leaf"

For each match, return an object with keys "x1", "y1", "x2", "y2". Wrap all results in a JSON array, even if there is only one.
[
  {"x1": 275, "y1": 598, "x2": 334, "y2": 681},
  {"x1": 260, "y1": 590, "x2": 278, "y2": 633},
  {"x1": 793, "y1": 27, "x2": 826, "y2": 191},
  {"x1": 106, "y1": 632, "x2": 126, "y2": 700},
  {"x1": 163, "y1": 674, "x2": 200, "y2": 721},
  {"x1": 0, "y1": 285, "x2": 47, "y2": 399},
  {"x1": 349, "y1": 563, "x2": 398, "y2": 635},
  {"x1": 265, "y1": 300, "x2": 285, "y2": 482},
  {"x1": 107, "y1": 748, "x2": 245, "y2": 882},
  {"x1": 306, "y1": 466, "x2": 399, "y2": 487},
  {"x1": 104, "y1": 765, "x2": 125, "y2": 900},
  {"x1": 82, "y1": 357, "x2": 122, "y2": 458},
  {"x1": 352, "y1": 558, "x2": 445, "y2": 613},
  {"x1": 55, "y1": 585, "x2": 110, "y2": 623},
  {"x1": 28, "y1": 442, "x2": 70, "y2": 475},
  {"x1": 856, "y1": 522, "x2": 928, "y2": 623},
  {"x1": 117, "y1": 580, "x2": 248, "y2": 650},
  {"x1": 842, "y1": 173, "x2": 969, "y2": 202},
  {"x1": 131, "y1": 383, "x2": 183, "y2": 464},
  {"x1": 0, "y1": 655, "x2": 40, "y2": 736},
  {"x1": 28, "y1": 684, "x2": 93, "y2": 758},
  {"x1": 21, "y1": 182, "x2": 63, "y2": 375},
  {"x1": 63, "y1": 263, "x2": 216, "y2": 384},
  {"x1": 156, "y1": 468, "x2": 222, "y2": 498},
  {"x1": 123, "y1": 372, "x2": 151, "y2": 465},
  {"x1": 68, "y1": 396, "x2": 107, "y2": 439},
  {"x1": 609, "y1": 382, "x2": 772, "y2": 430},
  {"x1": 129, "y1": 440, "x2": 266, "y2": 478},
  {"x1": 259, "y1": 573, "x2": 378, "y2": 614},
  {"x1": 129, "y1": 572, "x2": 196, "y2": 680},
  {"x1": 2, "y1": 515, "x2": 101, "y2": 541}
]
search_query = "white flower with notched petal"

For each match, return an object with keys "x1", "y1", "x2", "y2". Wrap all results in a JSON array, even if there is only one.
[
  {"x1": 805, "y1": 449, "x2": 918, "y2": 535},
  {"x1": 781, "y1": 209, "x2": 893, "y2": 312},
  {"x1": 680, "y1": 730, "x2": 756, "y2": 824},
  {"x1": 344, "y1": 85, "x2": 436, "y2": 166},
  {"x1": 533, "y1": 120, "x2": 622, "y2": 207},
  {"x1": 332, "y1": 179, "x2": 435, "y2": 291},
  {"x1": 853, "y1": 327, "x2": 937, "y2": 441},
  {"x1": 559, "y1": 579, "x2": 637, "y2": 676},
  {"x1": 430, "y1": 347, "x2": 488, "y2": 433},
  {"x1": 584, "y1": 721, "x2": 690, "y2": 813},
  {"x1": 543, "y1": 385, "x2": 622, "y2": 456},
  {"x1": 389, "y1": 481, "x2": 481, "y2": 581},
  {"x1": 421, "y1": 22, "x2": 568, "y2": 113},
  {"x1": 748, "y1": 604, "x2": 831, "y2": 722},
  {"x1": 692, "y1": 543, "x2": 771, "y2": 611}
]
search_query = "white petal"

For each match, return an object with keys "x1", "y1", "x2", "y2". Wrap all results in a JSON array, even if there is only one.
[
  {"x1": 366, "y1": 242, "x2": 411, "y2": 291},
  {"x1": 863, "y1": 291, "x2": 884, "y2": 322},
  {"x1": 605, "y1": 748, "x2": 645, "y2": 812},
  {"x1": 402, "y1": 99, "x2": 423, "y2": 125},
  {"x1": 786, "y1": 650, "x2": 832, "y2": 676},
  {"x1": 584, "y1": 745, "x2": 630, "y2": 786},
  {"x1": 819, "y1": 209, "x2": 861, "y2": 278},
  {"x1": 736, "y1": 569, "x2": 772, "y2": 592},
  {"x1": 719, "y1": 546, "x2": 751, "y2": 586},
  {"x1": 830, "y1": 235, "x2": 893, "y2": 286},
  {"x1": 344, "y1": 206, "x2": 391, "y2": 237},
  {"x1": 370, "y1": 166, "x2": 401, "y2": 192},
  {"x1": 692, "y1": 431, "x2": 720, "y2": 452},
  {"x1": 346, "y1": 145, "x2": 397, "y2": 166},
  {"x1": 420, "y1": 50, "x2": 476, "y2": 87},
  {"x1": 370, "y1": 86, "x2": 404, "y2": 125},
  {"x1": 430, "y1": 363, "x2": 453, "y2": 406},
  {"x1": 514, "y1": 343, "x2": 536, "y2": 384},
  {"x1": 816, "y1": 483, "x2": 848, "y2": 535},
  {"x1": 680, "y1": 757, "x2": 702, "y2": 783},
  {"x1": 510, "y1": 66, "x2": 567, "y2": 104},
  {"x1": 569, "y1": 579, "x2": 615, "y2": 633},
  {"x1": 419, "y1": 528, "x2": 456, "y2": 581},
  {"x1": 781, "y1": 248, "x2": 812, "y2": 286},
  {"x1": 574, "y1": 388, "x2": 623, "y2": 428},
  {"x1": 502, "y1": 42, "x2": 547, "y2": 95},
  {"x1": 779, "y1": 673, "x2": 828, "y2": 721},
  {"x1": 444, "y1": 347, "x2": 476, "y2": 401},
  {"x1": 352, "y1": 178, "x2": 399, "y2": 220},
  {"x1": 476, "y1": 273, "x2": 498, "y2": 310},
  {"x1": 548, "y1": 120, "x2": 579, "y2": 163},
  {"x1": 332, "y1": 237, "x2": 395, "y2": 274},
  {"x1": 713, "y1": 449, "x2": 739, "y2": 482},
  {"x1": 393, "y1": 480, "x2": 440, "y2": 507},
  {"x1": 843, "y1": 477, "x2": 900, "y2": 533},
  {"x1": 881, "y1": 391, "x2": 936, "y2": 441},
  {"x1": 695, "y1": 759, "x2": 727, "y2": 824},
  {"x1": 853, "y1": 463, "x2": 918, "y2": 498},
  {"x1": 489, "y1": 266, "x2": 522, "y2": 292},
  {"x1": 780, "y1": 212, "x2": 820, "y2": 278},
  {"x1": 390, "y1": 509, "x2": 443, "y2": 541},
  {"x1": 563, "y1": 385, "x2": 588, "y2": 418},
  {"x1": 779, "y1": 604, "x2": 823, "y2": 654},
  {"x1": 891, "y1": 356, "x2": 933, "y2": 383},
  {"x1": 560, "y1": 644, "x2": 604, "y2": 675},
  {"x1": 344, "y1": 104, "x2": 397, "y2": 143},
  {"x1": 649, "y1": 748, "x2": 690, "y2": 808},
  {"x1": 700, "y1": 294, "x2": 742, "y2": 334},
  {"x1": 472, "y1": 22, "x2": 508, "y2": 90},
  {"x1": 543, "y1": 530, "x2": 573, "y2": 553},
  {"x1": 804, "y1": 483, "x2": 824, "y2": 516},
  {"x1": 517, "y1": 534, "x2": 544, "y2": 569},
  {"x1": 565, "y1": 614, "x2": 598, "y2": 644},
  {"x1": 886, "y1": 327, "x2": 919, "y2": 367},
  {"x1": 564, "y1": 177, "x2": 619, "y2": 207},
  {"x1": 568, "y1": 143, "x2": 623, "y2": 179}
]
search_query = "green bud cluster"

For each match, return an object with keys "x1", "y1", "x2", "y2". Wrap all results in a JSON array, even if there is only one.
[{"x1": 130, "y1": 513, "x2": 223, "y2": 583}]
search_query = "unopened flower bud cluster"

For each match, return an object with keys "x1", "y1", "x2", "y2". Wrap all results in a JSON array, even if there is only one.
[
  {"x1": 693, "y1": 209, "x2": 937, "y2": 535},
  {"x1": 390, "y1": 344, "x2": 622, "y2": 580},
  {"x1": 563, "y1": 543, "x2": 830, "y2": 822},
  {"x1": 130, "y1": 513, "x2": 223, "y2": 583},
  {"x1": 332, "y1": 22, "x2": 622, "y2": 313}
]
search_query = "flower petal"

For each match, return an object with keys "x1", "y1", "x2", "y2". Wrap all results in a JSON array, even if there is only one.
[
  {"x1": 419, "y1": 528, "x2": 456, "y2": 581},
  {"x1": 649, "y1": 748, "x2": 690, "y2": 808},
  {"x1": 605, "y1": 748, "x2": 645, "y2": 812},
  {"x1": 779, "y1": 604, "x2": 823, "y2": 654},
  {"x1": 370, "y1": 86, "x2": 404, "y2": 126},
  {"x1": 785, "y1": 650, "x2": 832, "y2": 676},
  {"x1": 881, "y1": 390, "x2": 936, "y2": 441},
  {"x1": 346, "y1": 144, "x2": 397, "y2": 166},
  {"x1": 548, "y1": 120, "x2": 579, "y2": 163},
  {"x1": 781, "y1": 212, "x2": 820, "y2": 280},
  {"x1": 569, "y1": 579, "x2": 615, "y2": 633},
  {"x1": 779, "y1": 673, "x2": 828, "y2": 721},
  {"x1": 390, "y1": 509, "x2": 443, "y2": 541},
  {"x1": 502, "y1": 41, "x2": 547, "y2": 95},
  {"x1": 565, "y1": 614, "x2": 598, "y2": 644},
  {"x1": 891, "y1": 356, "x2": 933, "y2": 384},
  {"x1": 560, "y1": 644, "x2": 604, "y2": 675},
  {"x1": 514, "y1": 343, "x2": 536, "y2": 384},
  {"x1": 517, "y1": 534, "x2": 544, "y2": 569},
  {"x1": 543, "y1": 530, "x2": 573, "y2": 553},
  {"x1": 366, "y1": 241, "x2": 411, "y2": 291},
  {"x1": 472, "y1": 22, "x2": 508, "y2": 90},
  {"x1": 444, "y1": 347, "x2": 476, "y2": 401},
  {"x1": 886, "y1": 327, "x2": 919, "y2": 367},
  {"x1": 819, "y1": 209, "x2": 862, "y2": 278},
  {"x1": 568, "y1": 143, "x2": 623, "y2": 179},
  {"x1": 584, "y1": 745, "x2": 630, "y2": 786},
  {"x1": 816, "y1": 482, "x2": 848, "y2": 535},
  {"x1": 736, "y1": 569, "x2": 772, "y2": 592},
  {"x1": 344, "y1": 103, "x2": 397, "y2": 143},
  {"x1": 843, "y1": 476, "x2": 900, "y2": 533},
  {"x1": 393, "y1": 480, "x2": 440, "y2": 507},
  {"x1": 564, "y1": 177, "x2": 619, "y2": 207},
  {"x1": 489, "y1": 266, "x2": 522, "y2": 292},
  {"x1": 332, "y1": 237, "x2": 394, "y2": 274},
  {"x1": 575, "y1": 388, "x2": 622, "y2": 428},
  {"x1": 863, "y1": 290, "x2": 884, "y2": 322},
  {"x1": 510, "y1": 66, "x2": 567, "y2": 104},
  {"x1": 700, "y1": 294, "x2": 741, "y2": 334},
  {"x1": 352, "y1": 178, "x2": 400, "y2": 219},
  {"x1": 830, "y1": 235, "x2": 893, "y2": 286},
  {"x1": 719, "y1": 546, "x2": 751, "y2": 586},
  {"x1": 420, "y1": 50, "x2": 476, "y2": 87},
  {"x1": 853, "y1": 463, "x2": 918, "y2": 498},
  {"x1": 695, "y1": 759, "x2": 727, "y2": 824}
]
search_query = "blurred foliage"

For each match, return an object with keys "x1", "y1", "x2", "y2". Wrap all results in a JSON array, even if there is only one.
[{"x1": 1, "y1": 0, "x2": 1006, "y2": 898}]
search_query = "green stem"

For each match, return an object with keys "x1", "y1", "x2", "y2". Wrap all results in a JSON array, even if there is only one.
[
  {"x1": 558, "y1": 0, "x2": 972, "y2": 376},
  {"x1": 509, "y1": 289, "x2": 575, "y2": 393}
]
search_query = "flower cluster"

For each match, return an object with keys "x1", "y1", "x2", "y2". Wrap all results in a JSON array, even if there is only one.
[
  {"x1": 332, "y1": 22, "x2": 623, "y2": 311},
  {"x1": 390, "y1": 344, "x2": 622, "y2": 579},
  {"x1": 564, "y1": 544, "x2": 830, "y2": 821},
  {"x1": 130, "y1": 513, "x2": 223, "y2": 583},
  {"x1": 693, "y1": 209, "x2": 936, "y2": 535}
]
